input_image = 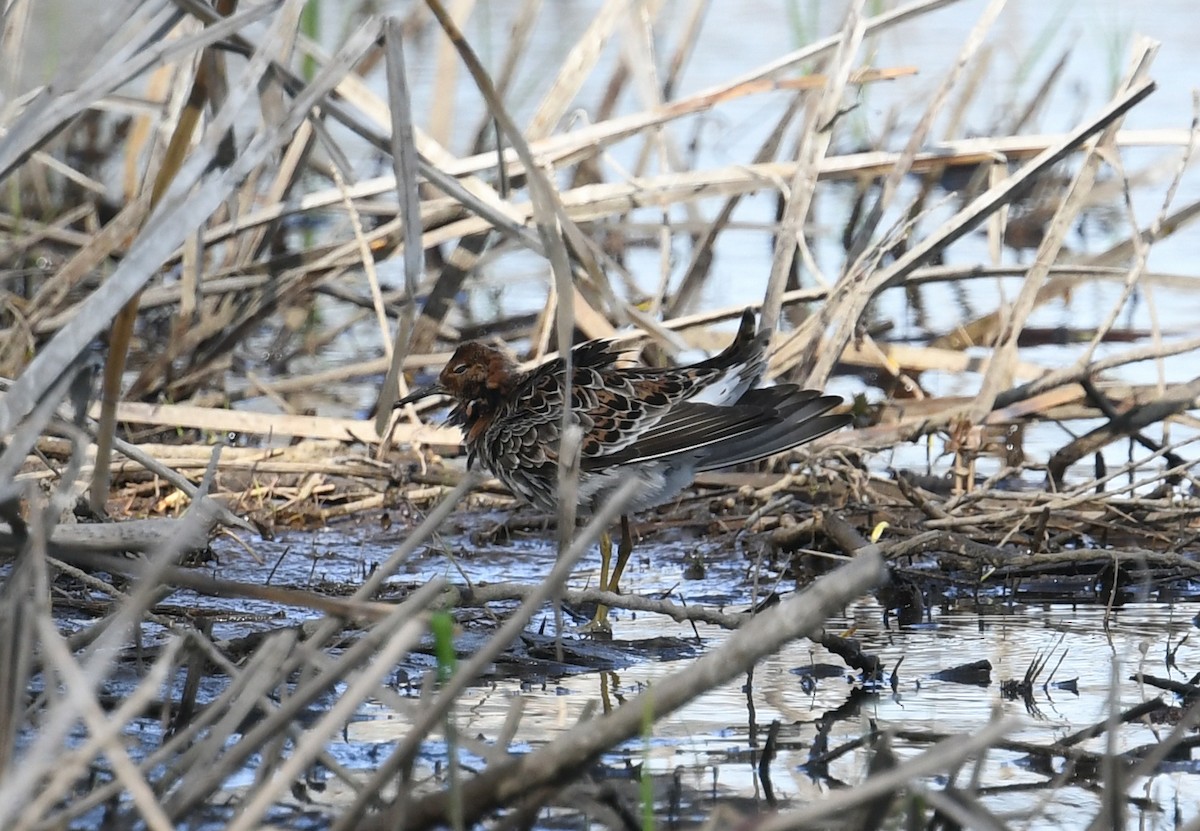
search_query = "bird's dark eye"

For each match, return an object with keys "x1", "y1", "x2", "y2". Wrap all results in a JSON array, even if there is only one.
[{"x1": 452, "y1": 364, "x2": 468, "y2": 375}]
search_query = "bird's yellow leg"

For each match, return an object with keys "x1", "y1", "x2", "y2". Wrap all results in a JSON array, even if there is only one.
[
  {"x1": 598, "y1": 529, "x2": 611, "y2": 594},
  {"x1": 585, "y1": 529, "x2": 614, "y2": 633},
  {"x1": 607, "y1": 515, "x2": 634, "y2": 595},
  {"x1": 585, "y1": 518, "x2": 635, "y2": 634}
]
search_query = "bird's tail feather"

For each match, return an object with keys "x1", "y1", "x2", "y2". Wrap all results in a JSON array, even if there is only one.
[{"x1": 695, "y1": 392, "x2": 849, "y2": 471}]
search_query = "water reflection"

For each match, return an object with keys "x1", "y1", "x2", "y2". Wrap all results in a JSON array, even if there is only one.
[{"x1": 253, "y1": 526, "x2": 1200, "y2": 828}]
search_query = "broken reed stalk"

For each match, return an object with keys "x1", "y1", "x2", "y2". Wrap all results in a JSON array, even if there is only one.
[
  {"x1": 373, "y1": 18, "x2": 424, "y2": 437},
  {"x1": 967, "y1": 41, "x2": 1159, "y2": 422},
  {"x1": 4, "y1": 459, "x2": 478, "y2": 828},
  {"x1": 90, "y1": 0, "x2": 244, "y2": 517}
]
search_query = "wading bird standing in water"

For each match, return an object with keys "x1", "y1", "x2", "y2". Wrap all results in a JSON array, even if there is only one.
[{"x1": 396, "y1": 309, "x2": 849, "y2": 631}]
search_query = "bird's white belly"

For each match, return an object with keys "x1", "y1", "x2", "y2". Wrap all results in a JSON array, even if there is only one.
[{"x1": 578, "y1": 460, "x2": 696, "y2": 516}]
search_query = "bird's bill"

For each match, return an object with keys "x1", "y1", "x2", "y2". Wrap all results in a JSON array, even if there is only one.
[{"x1": 393, "y1": 384, "x2": 445, "y2": 408}]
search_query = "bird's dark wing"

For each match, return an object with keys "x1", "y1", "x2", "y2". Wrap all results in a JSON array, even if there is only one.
[{"x1": 579, "y1": 386, "x2": 846, "y2": 471}]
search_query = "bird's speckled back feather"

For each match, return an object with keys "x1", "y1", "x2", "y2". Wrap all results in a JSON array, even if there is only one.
[{"x1": 427, "y1": 308, "x2": 847, "y2": 513}]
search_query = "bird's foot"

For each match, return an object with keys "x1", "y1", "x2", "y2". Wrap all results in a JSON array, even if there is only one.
[
  {"x1": 469, "y1": 517, "x2": 512, "y2": 546},
  {"x1": 577, "y1": 607, "x2": 614, "y2": 639}
]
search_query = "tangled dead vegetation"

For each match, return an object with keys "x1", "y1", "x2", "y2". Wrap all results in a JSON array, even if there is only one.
[{"x1": 2, "y1": 0, "x2": 1200, "y2": 828}]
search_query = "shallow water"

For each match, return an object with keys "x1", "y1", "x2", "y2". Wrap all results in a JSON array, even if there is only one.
[{"x1": 183, "y1": 522, "x2": 1200, "y2": 828}]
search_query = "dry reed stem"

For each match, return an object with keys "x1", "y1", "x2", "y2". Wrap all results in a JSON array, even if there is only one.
[
  {"x1": 0, "y1": 2, "x2": 277, "y2": 178},
  {"x1": 0, "y1": 17, "x2": 383, "y2": 434},
  {"x1": 22, "y1": 619, "x2": 182, "y2": 831},
  {"x1": 334, "y1": 475, "x2": 642, "y2": 829},
  {"x1": 90, "y1": 0, "x2": 250, "y2": 515},
  {"x1": 968, "y1": 41, "x2": 1159, "y2": 422},
  {"x1": 767, "y1": 77, "x2": 1157, "y2": 387},
  {"x1": 525, "y1": 0, "x2": 628, "y2": 142},
  {"x1": 760, "y1": 1, "x2": 866, "y2": 333},
  {"x1": 86, "y1": 399, "x2": 458, "y2": 444},
  {"x1": 381, "y1": 547, "x2": 887, "y2": 830},
  {"x1": 0, "y1": 489, "x2": 220, "y2": 825},
  {"x1": 844, "y1": 0, "x2": 1007, "y2": 268},
  {"x1": 174, "y1": 125, "x2": 1190, "y2": 250},
  {"x1": 1, "y1": 427, "x2": 478, "y2": 826},
  {"x1": 374, "y1": 18, "x2": 425, "y2": 435},
  {"x1": 225, "y1": 610, "x2": 429, "y2": 830},
  {"x1": 164, "y1": 577, "x2": 449, "y2": 821}
]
